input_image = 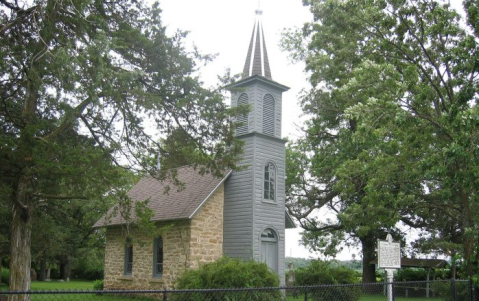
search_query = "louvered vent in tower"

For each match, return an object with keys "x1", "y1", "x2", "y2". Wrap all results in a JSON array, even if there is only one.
[
  {"x1": 236, "y1": 93, "x2": 249, "y2": 136},
  {"x1": 263, "y1": 94, "x2": 275, "y2": 136}
]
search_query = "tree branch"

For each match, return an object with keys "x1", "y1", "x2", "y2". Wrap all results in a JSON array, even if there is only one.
[
  {"x1": 34, "y1": 194, "x2": 87, "y2": 200},
  {"x1": 43, "y1": 95, "x2": 97, "y2": 141}
]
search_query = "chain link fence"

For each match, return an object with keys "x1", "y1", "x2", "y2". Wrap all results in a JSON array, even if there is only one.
[{"x1": 0, "y1": 279, "x2": 476, "y2": 301}]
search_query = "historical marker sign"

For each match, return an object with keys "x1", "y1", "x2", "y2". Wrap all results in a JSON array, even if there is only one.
[{"x1": 378, "y1": 234, "x2": 401, "y2": 269}]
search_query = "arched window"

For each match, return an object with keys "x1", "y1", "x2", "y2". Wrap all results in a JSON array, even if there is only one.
[
  {"x1": 262, "y1": 94, "x2": 275, "y2": 136},
  {"x1": 236, "y1": 93, "x2": 249, "y2": 135},
  {"x1": 124, "y1": 238, "x2": 133, "y2": 276},
  {"x1": 264, "y1": 162, "x2": 276, "y2": 201},
  {"x1": 153, "y1": 236, "x2": 164, "y2": 278},
  {"x1": 261, "y1": 228, "x2": 277, "y2": 241}
]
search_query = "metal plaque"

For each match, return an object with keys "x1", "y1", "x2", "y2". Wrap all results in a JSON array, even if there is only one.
[{"x1": 378, "y1": 234, "x2": 401, "y2": 269}]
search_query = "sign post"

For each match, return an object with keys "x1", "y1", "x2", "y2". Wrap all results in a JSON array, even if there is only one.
[{"x1": 378, "y1": 234, "x2": 401, "y2": 301}]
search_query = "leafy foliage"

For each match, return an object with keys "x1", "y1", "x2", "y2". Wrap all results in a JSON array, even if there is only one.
[
  {"x1": 395, "y1": 268, "x2": 429, "y2": 282},
  {"x1": 295, "y1": 260, "x2": 360, "y2": 285},
  {"x1": 283, "y1": 0, "x2": 479, "y2": 279},
  {"x1": 93, "y1": 279, "x2": 104, "y2": 291},
  {"x1": 1, "y1": 268, "x2": 8, "y2": 286},
  {"x1": 294, "y1": 260, "x2": 361, "y2": 301},
  {"x1": 0, "y1": 0, "x2": 243, "y2": 292},
  {"x1": 172, "y1": 257, "x2": 280, "y2": 301},
  {"x1": 285, "y1": 257, "x2": 313, "y2": 270}
]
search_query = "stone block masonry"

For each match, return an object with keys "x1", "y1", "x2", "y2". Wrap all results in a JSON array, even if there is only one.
[{"x1": 103, "y1": 184, "x2": 224, "y2": 290}]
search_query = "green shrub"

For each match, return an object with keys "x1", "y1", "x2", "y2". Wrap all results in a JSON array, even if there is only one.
[
  {"x1": 295, "y1": 260, "x2": 361, "y2": 301},
  {"x1": 1, "y1": 268, "x2": 9, "y2": 286},
  {"x1": 431, "y1": 281, "x2": 470, "y2": 301},
  {"x1": 93, "y1": 279, "x2": 104, "y2": 291},
  {"x1": 395, "y1": 268, "x2": 428, "y2": 281},
  {"x1": 172, "y1": 257, "x2": 280, "y2": 301}
]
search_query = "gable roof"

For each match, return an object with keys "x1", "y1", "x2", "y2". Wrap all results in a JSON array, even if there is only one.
[{"x1": 93, "y1": 166, "x2": 232, "y2": 228}]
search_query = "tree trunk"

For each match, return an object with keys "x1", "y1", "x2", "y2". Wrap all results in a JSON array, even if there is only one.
[
  {"x1": 9, "y1": 176, "x2": 34, "y2": 301},
  {"x1": 460, "y1": 190, "x2": 474, "y2": 277},
  {"x1": 38, "y1": 260, "x2": 46, "y2": 281},
  {"x1": 59, "y1": 259, "x2": 70, "y2": 281},
  {"x1": 59, "y1": 261, "x2": 65, "y2": 280},
  {"x1": 361, "y1": 236, "x2": 377, "y2": 284}
]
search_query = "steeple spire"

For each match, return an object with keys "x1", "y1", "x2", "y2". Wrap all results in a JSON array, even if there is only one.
[{"x1": 242, "y1": 7, "x2": 272, "y2": 79}]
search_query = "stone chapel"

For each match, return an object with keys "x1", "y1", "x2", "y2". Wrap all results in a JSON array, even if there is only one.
[{"x1": 94, "y1": 8, "x2": 295, "y2": 289}]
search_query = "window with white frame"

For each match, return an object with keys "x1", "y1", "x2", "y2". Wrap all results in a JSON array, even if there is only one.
[{"x1": 264, "y1": 162, "x2": 276, "y2": 201}]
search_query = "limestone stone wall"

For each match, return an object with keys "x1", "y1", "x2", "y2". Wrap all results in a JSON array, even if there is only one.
[
  {"x1": 103, "y1": 220, "x2": 190, "y2": 290},
  {"x1": 189, "y1": 184, "x2": 224, "y2": 269},
  {"x1": 103, "y1": 184, "x2": 224, "y2": 290}
]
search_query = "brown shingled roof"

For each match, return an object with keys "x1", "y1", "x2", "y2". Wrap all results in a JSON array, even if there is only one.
[{"x1": 93, "y1": 166, "x2": 232, "y2": 228}]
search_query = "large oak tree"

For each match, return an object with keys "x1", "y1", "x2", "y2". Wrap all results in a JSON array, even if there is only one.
[
  {"x1": 0, "y1": 0, "x2": 242, "y2": 297},
  {"x1": 283, "y1": 0, "x2": 479, "y2": 281}
]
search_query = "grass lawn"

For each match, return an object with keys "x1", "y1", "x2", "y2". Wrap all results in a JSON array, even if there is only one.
[
  {"x1": 30, "y1": 280, "x2": 94, "y2": 290},
  {"x1": 1, "y1": 281, "x2": 156, "y2": 300},
  {"x1": 285, "y1": 293, "x2": 445, "y2": 301},
  {"x1": 359, "y1": 295, "x2": 443, "y2": 301},
  {"x1": 0, "y1": 280, "x2": 94, "y2": 291}
]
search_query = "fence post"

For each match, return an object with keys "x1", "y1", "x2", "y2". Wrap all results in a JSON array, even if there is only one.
[
  {"x1": 304, "y1": 289, "x2": 308, "y2": 301},
  {"x1": 392, "y1": 281, "x2": 395, "y2": 301},
  {"x1": 163, "y1": 289, "x2": 168, "y2": 301},
  {"x1": 451, "y1": 279, "x2": 457, "y2": 301},
  {"x1": 470, "y1": 278, "x2": 475, "y2": 301}
]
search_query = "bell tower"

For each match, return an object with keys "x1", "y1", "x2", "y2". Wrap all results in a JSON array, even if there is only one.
[{"x1": 223, "y1": 8, "x2": 294, "y2": 285}]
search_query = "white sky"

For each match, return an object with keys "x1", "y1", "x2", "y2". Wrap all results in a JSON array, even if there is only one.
[{"x1": 157, "y1": 0, "x2": 466, "y2": 261}]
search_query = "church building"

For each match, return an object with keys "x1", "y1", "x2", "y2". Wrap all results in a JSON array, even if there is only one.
[{"x1": 94, "y1": 8, "x2": 295, "y2": 289}]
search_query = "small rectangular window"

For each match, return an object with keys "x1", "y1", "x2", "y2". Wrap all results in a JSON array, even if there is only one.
[
  {"x1": 124, "y1": 239, "x2": 133, "y2": 276},
  {"x1": 153, "y1": 237, "x2": 164, "y2": 278}
]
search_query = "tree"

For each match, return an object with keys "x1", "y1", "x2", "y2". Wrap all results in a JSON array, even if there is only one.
[
  {"x1": 283, "y1": 0, "x2": 479, "y2": 279},
  {"x1": 0, "y1": 0, "x2": 242, "y2": 296}
]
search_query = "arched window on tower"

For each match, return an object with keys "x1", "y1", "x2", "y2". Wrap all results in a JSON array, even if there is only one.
[
  {"x1": 264, "y1": 162, "x2": 276, "y2": 201},
  {"x1": 262, "y1": 94, "x2": 275, "y2": 136},
  {"x1": 236, "y1": 93, "x2": 249, "y2": 135}
]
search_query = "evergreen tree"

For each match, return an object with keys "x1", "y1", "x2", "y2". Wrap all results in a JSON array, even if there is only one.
[{"x1": 0, "y1": 0, "x2": 242, "y2": 296}]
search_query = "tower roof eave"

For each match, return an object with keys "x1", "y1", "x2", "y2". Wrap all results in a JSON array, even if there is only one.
[{"x1": 226, "y1": 74, "x2": 290, "y2": 92}]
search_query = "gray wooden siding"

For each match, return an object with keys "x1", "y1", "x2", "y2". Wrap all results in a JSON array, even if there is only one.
[
  {"x1": 251, "y1": 135, "x2": 286, "y2": 285},
  {"x1": 228, "y1": 78, "x2": 287, "y2": 285},
  {"x1": 262, "y1": 94, "x2": 275, "y2": 136},
  {"x1": 223, "y1": 135, "x2": 255, "y2": 259}
]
